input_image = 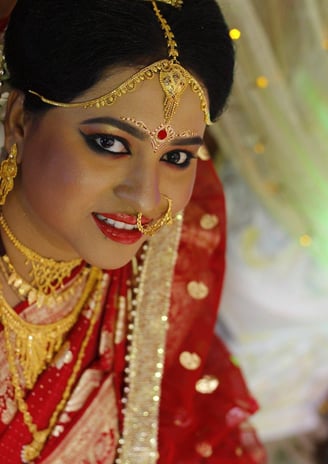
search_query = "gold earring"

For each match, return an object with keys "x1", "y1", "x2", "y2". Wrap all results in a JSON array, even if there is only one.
[
  {"x1": 136, "y1": 195, "x2": 173, "y2": 236},
  {"x1": 0, "y1": 144, "x2": 18, "y2": 206}
]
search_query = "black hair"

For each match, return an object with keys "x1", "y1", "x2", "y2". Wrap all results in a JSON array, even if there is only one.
[{"x1": 4, "y1": 0, "x2": 234, "y2": 120}]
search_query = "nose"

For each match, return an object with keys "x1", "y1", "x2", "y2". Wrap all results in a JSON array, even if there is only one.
[{"x1": 113, "y1": 157, "x2": 162, "y2": 218}]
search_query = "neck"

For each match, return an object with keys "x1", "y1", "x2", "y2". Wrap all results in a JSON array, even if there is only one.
[{"x1": 1, "y1": 187, "x2": 81, "y2": 264}]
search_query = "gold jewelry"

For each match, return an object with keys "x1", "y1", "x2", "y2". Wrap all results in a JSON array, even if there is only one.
[
  {"x1": 1, "y1": 266, "x2": 105, "y2": 463},
  {"x1": 136, "y1": 195, "x2": 173, "y2": 236},
  {"x1": 0, "y1": 254, "x2": 33, "y2": 302},
  {"x1": 0, "y1": 253, "x2": 87, "y2": 307},
  {"x1": 0, "y1": 214, "x2": 82, "y2": 302},
  {"x1": 0, "y1": 266, "x2": 91, "y2": 390},
  {"x1": 145, "y1": 0, "x2": 183, "y2": 7},
  {"x1": 28, "y1": 2, "x2": 211, "y2": 125},
  {"x1": 0, "y1": 144, "x2": 18, "y2": 206},
  {"x1": 120, "y1": 116, "x2": 195, "y2": 152}
]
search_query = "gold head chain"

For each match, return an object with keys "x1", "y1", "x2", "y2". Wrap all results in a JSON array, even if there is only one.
[{"x1": 28, "y1": 0, "x2": 212, "y2": 125}]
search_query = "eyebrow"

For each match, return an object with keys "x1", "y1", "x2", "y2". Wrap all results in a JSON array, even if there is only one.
[
  {"x1": 172, "y1": 136, "x2": 203, "y2": 146},
  {"x1": 80, "y1": 117, "x2": 147, "y2": 140},
  {"x1": 80, "y1": 116, "x2": 203, "y2": 146}
]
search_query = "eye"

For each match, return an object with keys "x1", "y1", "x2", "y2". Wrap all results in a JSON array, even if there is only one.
[
  {"x1": 81, "y1": 132, "x2": 130, "y2": 155},
  {"x1": 161, "y1": 150, "x2": 196, "y2": 168}
]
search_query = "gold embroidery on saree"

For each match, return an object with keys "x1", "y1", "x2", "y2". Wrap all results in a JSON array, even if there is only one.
[{"x1": 118, "y1": 215, "x2": 183, "y2": 463}]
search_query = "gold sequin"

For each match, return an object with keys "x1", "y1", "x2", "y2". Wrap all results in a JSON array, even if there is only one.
[
  {"x1": 200, "y1": 214, "x2": 219, "y2": 230},
  {"x1": 179, "y1": 351, "x2": 201, "y2": 370},
  {"x1": 195, "y1": 375, "x2": 219, "y2": 394},
  {"x1": 195, "y1": 442, "x2": 213, "y2": 458},
  {"x1": 187, "y1": 281, "x2": 209, "y2": 300},
  {"x1": 235, "y1": 447, "x2": 243, "y2": 457}
]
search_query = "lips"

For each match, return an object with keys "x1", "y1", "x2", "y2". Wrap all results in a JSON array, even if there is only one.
[{"x1": 92, "y1": 212, "x2": 149, "y2": 244}]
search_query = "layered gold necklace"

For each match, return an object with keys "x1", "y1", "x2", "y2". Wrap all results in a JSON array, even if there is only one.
[
  {"x1": 3, "y1": 266, "x2": 106, "y2": 463},
  {"x1": 0, "y1": 213, "x2": 106, "y2": 462}
]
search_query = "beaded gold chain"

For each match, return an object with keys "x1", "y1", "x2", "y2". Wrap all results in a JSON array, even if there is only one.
[{"x1": 1, "y1": 266, "x2": 105, "y2": 463}]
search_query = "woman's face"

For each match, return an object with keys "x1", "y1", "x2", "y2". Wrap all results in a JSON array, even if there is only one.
[{"x1": 4, "y1": 67, "x2": 207, "y2": 269}]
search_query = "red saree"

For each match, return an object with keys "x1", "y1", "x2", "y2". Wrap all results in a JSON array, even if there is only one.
[{"x1": 0, "y1": 160, "x2": 266, "y2": 463}]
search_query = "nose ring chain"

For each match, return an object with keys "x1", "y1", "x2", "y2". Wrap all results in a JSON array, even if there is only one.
[{"x1": 136, "y1": 195, "x2": 173, "y2": 236}]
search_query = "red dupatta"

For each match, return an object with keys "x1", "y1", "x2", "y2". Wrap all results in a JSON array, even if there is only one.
[{"x1": 158, "y1": 160, "x2": 265, "y2": 463}]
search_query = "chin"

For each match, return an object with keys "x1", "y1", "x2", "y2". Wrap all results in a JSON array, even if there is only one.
[{"x1": 81, "y1": 241, "x2": 144, "y2": 271}]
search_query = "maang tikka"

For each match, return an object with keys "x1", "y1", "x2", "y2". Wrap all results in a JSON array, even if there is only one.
[{"x1": 0, "y1": 143, "x2": 18, "y2": 205}]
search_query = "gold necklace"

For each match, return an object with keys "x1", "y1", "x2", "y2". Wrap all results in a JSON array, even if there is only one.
[
  {"x1": 0, "y1": 254, "x2": 29, "y2": 301},
  {"x1": 2, "y1": 266, "x2": 105, "y2": 463},
  {"x1": 0, "y1": 253, "x2": 85, "y2": 308},
  {"x1": 0, "y1": 265, "x2": 91, "y2": 390},
  {"x1": 0, "y1": 214, "x2": 82, "y2": 302}
]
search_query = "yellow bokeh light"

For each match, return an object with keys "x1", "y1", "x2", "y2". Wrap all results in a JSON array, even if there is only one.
[
  {"x1": 322, "y1": 38, "x2": 328, "y2": 50},
  {"x1": 256, "y1": 76, "x2": 269, "y2": 88},
  {"x1": 254, "y1": 142, "x2": 265, "y2": 154},
  {"x1": 299, "y1": 234, "x2": 312, "y2": 247},
  {"x1": 229, "y1": 28, "x2": 241, "y2": 40}
]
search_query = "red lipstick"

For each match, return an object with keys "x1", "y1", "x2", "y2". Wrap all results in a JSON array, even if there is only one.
[{"x1": 92, "y1": 212, "x2": 146, "y2": 245}]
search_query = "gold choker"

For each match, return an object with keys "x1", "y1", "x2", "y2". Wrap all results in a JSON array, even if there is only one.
[
  {"x1": 0, "y1": 214, "x2": 82, "y2": 304},
  {"x1": 0, "y1": 253, "x2": 87, "y2": 308}
]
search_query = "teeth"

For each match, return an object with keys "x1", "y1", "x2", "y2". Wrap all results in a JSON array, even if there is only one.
[{"x1": 96, "y1": 214, "x2": 137, "y2": 230}]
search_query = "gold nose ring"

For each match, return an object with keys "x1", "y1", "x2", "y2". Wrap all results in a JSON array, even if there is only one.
[{"x1": 136, "y1": 195, "x2": 173, "y2": 236}]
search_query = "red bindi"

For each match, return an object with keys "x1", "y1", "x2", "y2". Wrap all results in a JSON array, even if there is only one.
[{"x1": 157, "y1": 129, "x2": 167, "y2": 140}]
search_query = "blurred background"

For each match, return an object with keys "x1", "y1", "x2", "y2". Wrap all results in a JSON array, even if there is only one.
[{"x1": 212, "y1": 1, "x2": 328, "y2": 463}]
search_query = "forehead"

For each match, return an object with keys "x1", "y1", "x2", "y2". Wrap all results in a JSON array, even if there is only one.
[{"x1": 69, "y1": 66, "x2": 207, "y2": 133}]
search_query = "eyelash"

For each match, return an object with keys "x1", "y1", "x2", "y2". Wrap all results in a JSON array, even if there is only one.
[
  {"x1": 82, "y1": 132, "x2": 196, "y2": 168},
  {"x1": 82, "y1": 133, "x2": 130, "y2": 155},
  {"x1": 160, "y1": 150, "x2": 196, "y2": 168}
]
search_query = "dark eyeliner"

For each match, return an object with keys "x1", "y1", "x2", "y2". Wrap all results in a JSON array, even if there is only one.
[
  {"x1": 162, "y1": 150, "x2": 196, "y2": 168},
  {"x1": 79, "y1": 130, "x2": 129, "y2": 155}
]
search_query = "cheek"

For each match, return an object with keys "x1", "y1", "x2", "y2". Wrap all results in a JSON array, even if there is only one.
[{"x1": 19, "y1": 141, "x2": 85, "y2": 215}]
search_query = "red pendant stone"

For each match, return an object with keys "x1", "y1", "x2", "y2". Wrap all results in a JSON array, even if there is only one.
[{"x1": 157, "y1": 129, "x2": 167, "y2": 140}]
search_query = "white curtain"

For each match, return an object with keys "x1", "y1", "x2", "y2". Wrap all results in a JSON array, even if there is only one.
[{"x1": 214, "y1": 0, "x2": 328, "y2": 442}]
